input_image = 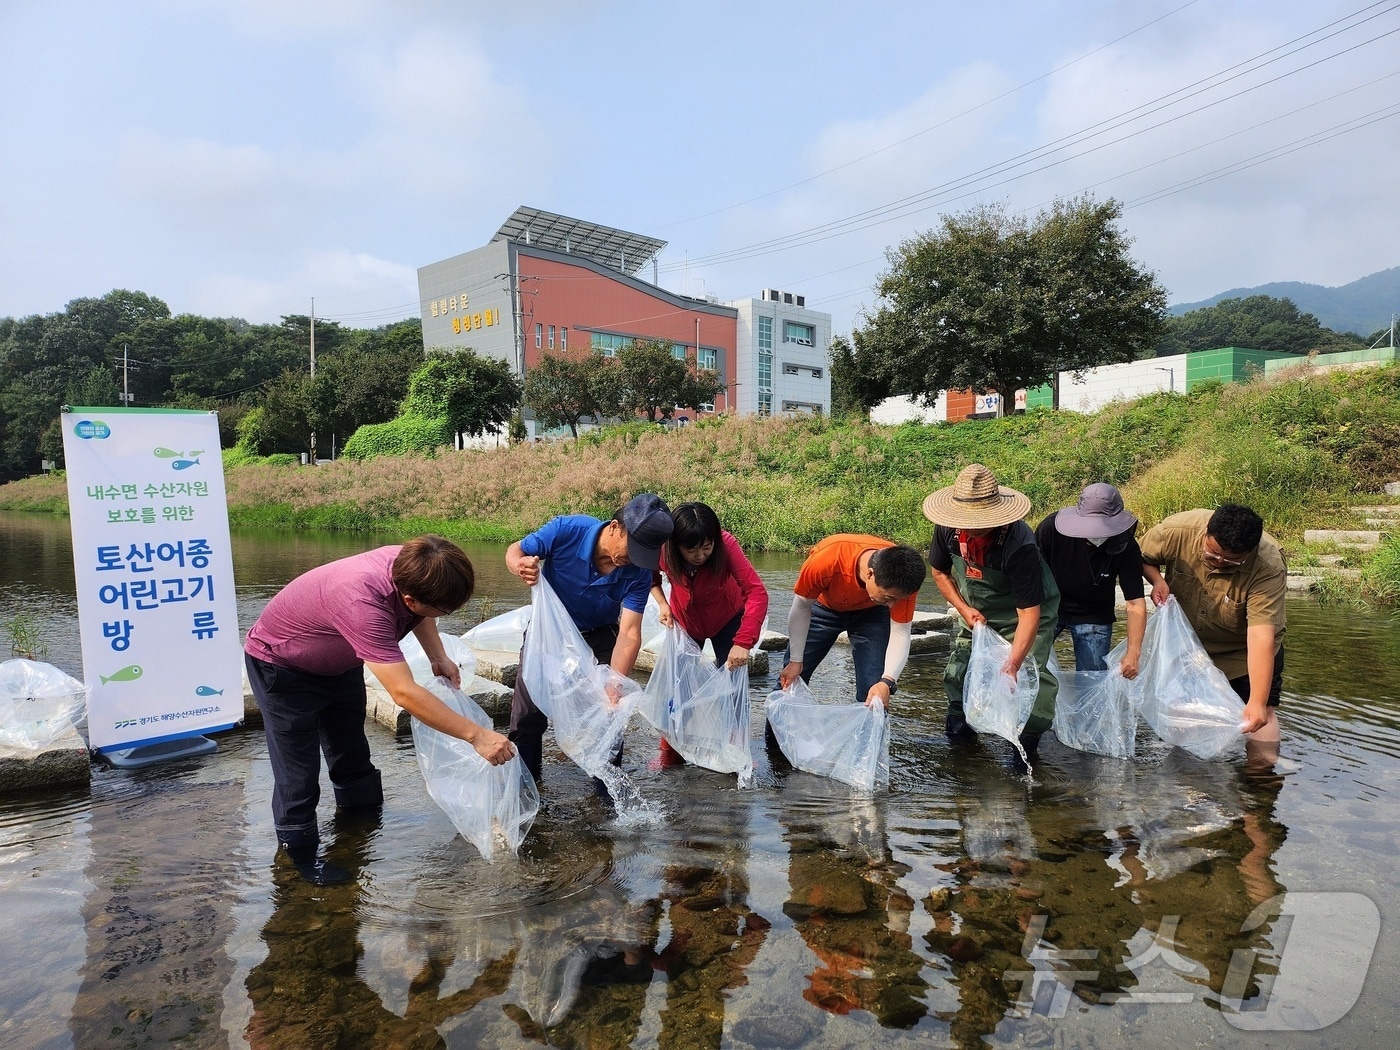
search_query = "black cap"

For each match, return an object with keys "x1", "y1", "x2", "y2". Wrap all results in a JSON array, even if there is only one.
[{"x1": 620, "y1": 493, "x2": 673, "y2": 570}]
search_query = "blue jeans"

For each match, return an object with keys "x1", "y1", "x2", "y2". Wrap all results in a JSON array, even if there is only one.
[
  {"x1": 1055, "y1": 620, "x2": 1113, "y2": 672},
  {"x1": 785, "y1": 602, "x2": 890, "y2": 704}
]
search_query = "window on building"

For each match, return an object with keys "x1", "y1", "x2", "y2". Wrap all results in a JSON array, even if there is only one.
[
  {"x1": 698, "y1": 346, "x2": 717, "y2": 371},
  {"x1": 784, "y1": 363, "x2": 799, "y2": 375},
  {"x1": 560, "y1": 327, "x2": 568, "y2": 350},
  {"x1": 783, "y1": 320, "x2": 815, "y2": 346},
  {"x1": 758, "y1": 394, "x2": 772, "y2": 417},
  {"x1": 672, "y1": 343, "x2": 687, "y2": 360},
  {"x1": 535, "y1": 323, "x2": 542, "y2": 349},
  {"x1": 757, "y1": 315, "x2": 773, "y2": 351},
  {"x1": 548, "y1": 325, "x2": 555, "y2": 350},
  {"x1": 699, "y1": 401, "x2": 715, "y2": 413},
  {"x1": 591, "y1": 332, "x2": 632, "y2": 357}
]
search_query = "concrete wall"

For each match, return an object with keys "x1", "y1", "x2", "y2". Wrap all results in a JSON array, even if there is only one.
[
  {"x1": 869, "y1": 392, "x2": 946, "y2": 424},
  {"x1": 1263, "y1": 345, "x2": 1399, "y2": 374},
  {"x1": 1186, "y1": 346, "x2": 1304, "y2": 387},
  {"x1": 1056, "y1": 353, "x2": 1188, "y2": 412}
]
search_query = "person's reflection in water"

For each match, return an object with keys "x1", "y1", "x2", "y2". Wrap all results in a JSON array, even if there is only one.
[
  {"x1": 245, "y1": 812, "x2": 516, "y2": 1049},
  {"x1": 474, "y1": 814, "x2": 659, "y2": 1047},
  {"x1": 781, "y1": 785, "x2": 927, "y2": 1029},
  {"x1": 1116, "y1": 754, "x2": 1289, "y2": 1004},
  {"x1": 921, "y1": 765, "x2": 1143, "y2": 1047},
  {"x1": 648, "y1": 793, "x2": 770, "y2": 1048}
]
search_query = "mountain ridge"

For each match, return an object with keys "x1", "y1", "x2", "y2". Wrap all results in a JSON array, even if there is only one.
[{"x1": 1169, "y1": 266, "x2": 1400, "y2": 336}]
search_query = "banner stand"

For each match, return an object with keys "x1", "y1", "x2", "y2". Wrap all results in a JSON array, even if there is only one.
[
  {"x1": 103, "y1": 735, "x2": 219, "y2": 770},
  {"x1": 60, "y1": 407, "x2": 244, "y2": 756}
]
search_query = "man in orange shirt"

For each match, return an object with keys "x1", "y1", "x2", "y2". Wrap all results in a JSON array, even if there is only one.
[{"x1": 777, "y1": 534, "x2": 927, "y2": 707}]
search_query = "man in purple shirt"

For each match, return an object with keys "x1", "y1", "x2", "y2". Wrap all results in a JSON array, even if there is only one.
[{"x1": 245, "y1": 535, "x2": 513, "y2": 883}]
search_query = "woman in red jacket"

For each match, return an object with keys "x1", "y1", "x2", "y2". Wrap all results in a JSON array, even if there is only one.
[{"x1": 651, "y1": 502, "x2": 769, "y2": 764}]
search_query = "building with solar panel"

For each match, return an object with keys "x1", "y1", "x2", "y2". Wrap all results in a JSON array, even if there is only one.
[{"x1": 417, "y1": 206, "x2": 831, "y2": 437}]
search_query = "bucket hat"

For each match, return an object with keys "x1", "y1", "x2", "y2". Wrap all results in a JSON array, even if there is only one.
[{"x1": 1054, "y1": 483, "x2": 1137, "y2": 540}]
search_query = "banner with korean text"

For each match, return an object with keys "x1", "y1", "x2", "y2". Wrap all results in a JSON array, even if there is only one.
[{"x1": 61, "y1": 408, "x2": 242, "y2": 751}]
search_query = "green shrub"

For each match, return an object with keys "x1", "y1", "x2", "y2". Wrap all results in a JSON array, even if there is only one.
[{"x1": 342, "y1": 414, "x2": 452, "y2": 461}]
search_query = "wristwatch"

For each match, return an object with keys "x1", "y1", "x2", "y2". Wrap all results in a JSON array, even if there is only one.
[{"x1": 880, "y1": 676, "x2": 898, "y2": 694}]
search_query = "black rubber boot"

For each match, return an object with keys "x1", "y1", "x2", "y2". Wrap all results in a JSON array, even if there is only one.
[
  {"x1": 512, "y1": 734, "x2": 543, "y2": 783},
  {"x1": 278, "y1": 829, "x2": 351, "y2": 886},
  {"x1": 333, "y1": 768, "x2": 384, "y2": 811},
  {"x1": 945, "y1": 706, "x2": 979, "y2": 743}
]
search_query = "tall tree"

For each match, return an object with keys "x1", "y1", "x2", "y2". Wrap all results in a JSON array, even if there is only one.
[
  {"x1": 616, "y1": 339, "x2": 725, "y2": 422},
  {"x1": 402, "y1": 349, "x2": 523, "y2": 438},
  {"x1": 858, "y1": 197, "x2": 1167, "y2": 413},
  {"x1": 523, "y1": 351, "x2": 617, "y2": 438}
]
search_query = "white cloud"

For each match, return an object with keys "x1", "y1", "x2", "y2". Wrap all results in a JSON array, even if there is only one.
[
  {"x1": 347, "y1": 32, "x2": 546, "y2": 199},
  {"x1": 190, "y1": 249, "x2": 418, "y2": 324}
]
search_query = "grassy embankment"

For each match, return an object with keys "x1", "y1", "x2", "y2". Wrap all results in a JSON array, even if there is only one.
[{"x1": 4, "y1": 362, "x2": 1400, "y2": 601}]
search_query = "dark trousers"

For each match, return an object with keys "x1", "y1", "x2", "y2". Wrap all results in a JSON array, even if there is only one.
[
  {"x1": 245, "y1": 653, "x2": 384, "y2": 845},
  {"x1": 692, "y1": 610, "x2": 745, "y2": 669},
  {"x1": 509, "y1": 623, "x2": 620, "y2": 781},
  {"x1": 1227, "y1": 646, "x2": 1285, "y2": 707}
]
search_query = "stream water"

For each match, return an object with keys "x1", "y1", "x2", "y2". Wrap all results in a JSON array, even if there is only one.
[{"x1": 1, "y1": 511, "x2": 1397, "y2": 1049}]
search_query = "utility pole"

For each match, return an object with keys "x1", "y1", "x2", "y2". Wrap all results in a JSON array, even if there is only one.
[
  {"x1": 122, "y1": 343, "x2": 130, "y2": 404},
  {"x1": 309, "y1": 297, "x2": 317, "y2": 464}
]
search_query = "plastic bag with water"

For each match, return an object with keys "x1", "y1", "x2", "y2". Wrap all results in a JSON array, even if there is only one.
[
  {"x1": 764, "y1": 677, "x2": 888, "y2": 792},
  {"x1": 0, "y1": 659, "x2": 87, "y2": 750},
  {"x1": 462, "y1": 605, "x2": 533, "y2": 654},
  {"x1": 363, "y1": 631, "x2": 476, "y2": 699},
  {"x1": 519, "y1": 574, "x2": 648, "y2": 812},
  {"x1": 641, "y1": 625, "x2": 752, "y2": 785},
  {"x1": 964, "y1": 623, "x2": 1038, "y2": 747},
  {"x1": 412, "y1": 676, "x2": 539, "y2": 861},
  {"x1": 641, "y1": 580, "x2": 670, "y2": 654},
  {"x1": 1136, "y1": 598, "x2": 1245, "y2": 760},
  {"x1": 1052, "y1": 638, "x2": 1140, "y2": 759}
]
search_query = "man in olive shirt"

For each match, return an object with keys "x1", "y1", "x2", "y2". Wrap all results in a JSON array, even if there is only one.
[{"x1": 1139, "y1": 504, "x2": 1286, "y2": 761}]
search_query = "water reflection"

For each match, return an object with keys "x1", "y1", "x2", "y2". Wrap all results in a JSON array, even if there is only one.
[
  {"x1": 2, "y1": 511, "x2": 1399, "y2": 1047},
  {"x1": 246, "y1": 810, "x2": 518, "y2": 1048},
  {"x1": 777, "y1": 779, "x2": 925, "y2": 1031}
]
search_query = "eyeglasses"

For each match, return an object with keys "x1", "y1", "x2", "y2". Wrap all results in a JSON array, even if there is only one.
[{"x1": 1202, "y1": 536, "x2": 1248, "y2": 568}]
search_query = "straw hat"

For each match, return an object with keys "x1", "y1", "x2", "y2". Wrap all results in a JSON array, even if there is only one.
[{"x1": 922, "y1": 464, "x2": 1031, "y2": 528}]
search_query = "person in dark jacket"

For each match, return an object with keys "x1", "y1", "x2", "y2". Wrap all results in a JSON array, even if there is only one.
[{"x1": 1035, "y1": 483, "x2": 1146, "y2": 677}]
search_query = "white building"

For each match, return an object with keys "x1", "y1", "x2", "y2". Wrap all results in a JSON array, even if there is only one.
[{"x1": 729, "y1": 289, "x2": 832, "y2": 417}]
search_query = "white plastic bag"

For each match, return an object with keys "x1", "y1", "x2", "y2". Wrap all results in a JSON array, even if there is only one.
[
  {"x1": 1052, "y1": 637, "x2": 1140, "y2": 759},
  {"x1": 0, "y1": 659, "x2": 87, "y2": 749},
  {"x1": 364, "y1": 631, "x2": 476, "y2": 703},
  {"x1": 1135, "y1": 599, "x2": 1245, "y2": 760},
  {"x1": 765, "y1": 677, "x2": 888, "y2": 792},
  {"x1": 412, "y1": 677, "x2": 539, "y2": 861},
  {"x1": 641, "y1": 626, "x2": 752, "y2": 785},
  {"x1": 640, "y1": 580, "x2": 670, "y2": 654},
  {"x1": 519, "y1": 574, "x2": 648, "y2": 813},
  {"x1": 964, "y1": 623, "x2": 1038, "y2": 748},
  {"x1": 462, "y1": 605, "x2": 533, "y2": 653}
]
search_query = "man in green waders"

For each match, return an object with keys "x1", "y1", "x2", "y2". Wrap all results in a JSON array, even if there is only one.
[{"x1": 924, "y1": 464, "x2": 1060, "y2": 763}]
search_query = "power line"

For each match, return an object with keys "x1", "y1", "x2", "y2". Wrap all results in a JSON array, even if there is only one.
[{"x1": 656, "y1": 3, "x2": 1400, "y2": 273}]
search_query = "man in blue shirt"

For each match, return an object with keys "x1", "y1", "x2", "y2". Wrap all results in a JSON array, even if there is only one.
[{"x1": 504, "y1": 493, "x2": 674, "y2": 780}]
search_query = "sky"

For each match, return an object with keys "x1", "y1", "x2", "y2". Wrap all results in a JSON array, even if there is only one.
[{"x1": 2, "y1": 0, "x2": 1398, "y2": 336}]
